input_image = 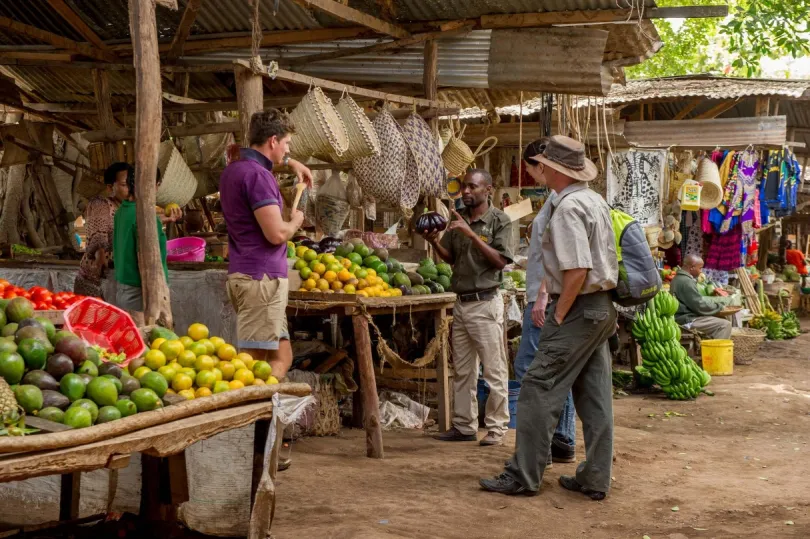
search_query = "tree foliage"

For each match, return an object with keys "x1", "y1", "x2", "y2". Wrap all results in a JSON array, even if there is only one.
[{"x1": 627, "y1": 0, "x2": 810, "y2": 79}]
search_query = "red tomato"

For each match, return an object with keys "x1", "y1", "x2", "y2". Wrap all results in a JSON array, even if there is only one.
[
  {"x1": 34, "y1": 302, "x2": 48, "y2": 311},
  {"x1": 49, "y1": 305, "x2": 57, "y2": 310},
  {"x1": 4, "y1": 291, "x2": 17, "y2": 299},
  {"x1": 22, "y1": 292, "x2": 31, "y2": 300}
]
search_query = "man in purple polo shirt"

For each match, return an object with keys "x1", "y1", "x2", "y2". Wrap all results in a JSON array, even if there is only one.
[{"x1": 220, "y1": 109, "x2": 312, "y2": 380}]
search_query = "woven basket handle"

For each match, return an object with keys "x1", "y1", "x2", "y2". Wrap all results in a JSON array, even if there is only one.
[
  {"x1": 456, "y1": 123, "x2": 467, "y2": 140},
  {"x1": 473, "y1": 136, "x2": 498, "y2": 159}
]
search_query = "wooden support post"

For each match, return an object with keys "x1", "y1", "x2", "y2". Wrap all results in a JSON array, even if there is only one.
[
  {"x1": 352, "y1": 314, "x2": 384, "y2": 458},
  {"x1": 755, "y1": 96, "x2": 771, "y2": 117},
  {"x1": 234, "y1": 64, "x2": 263, "y2": 145},
  {"x1": 423, "y1": 39, "x2": 439, "y2": 135},
  {"x1": 171, "y1": 72, "x2": 191, "y2": 126},
  {"x1": 129, "y1": 0, "x2": 174, "y2": 327},
  {"x1": 93, "y1": 69, "x2": 117, "y2": 167},
  {"x1": 251, "y1": 419, "x2": 271, "y2": 507},
  {"x1": 434, "y1": 307, "x2": 451, "y2": 432},
  {"x1": 59, "y1": 472, "x2": 81, "y2": 521}
]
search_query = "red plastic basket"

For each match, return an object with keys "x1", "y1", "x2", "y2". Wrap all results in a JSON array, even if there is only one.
[
  {"x1": 166, "y1": 237, "x2": 206, "y2": 262},
  {"x1": 64, "y1": 297, "x2": 145, "y2": 365}
]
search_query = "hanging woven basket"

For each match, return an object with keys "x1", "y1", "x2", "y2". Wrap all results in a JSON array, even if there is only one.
[
  {"x1": 290, "y1": 87, "x2": 349, "y2": 162},
  {"x1": 441, "y1": 123, "x2": 498, "y2": 179},
  {"x1": 353, "y1": 109, "x2": 409, "y2": 207},
  {"x1": 402, "y1": 113, "x2": 445, "y2": 198},
  {"x1": 695, "y1": 157, "x2": 723, "y2": 209},
  {"x1": 156, "y1": 140, "x2": 198, "y2": 207},
  {"x1": 329, "y1": 94, "x2": 380, "y2": 163}
]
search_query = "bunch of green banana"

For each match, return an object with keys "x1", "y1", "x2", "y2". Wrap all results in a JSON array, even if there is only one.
[
  {"x1": 632, "y1": 312, "x2": 681, "y2": 343},
  {"x1": 653, "y1": 290, "x2": 680, "y2": 317},
  {"x1": 782, "y1": 311, "x2": 800, "y2": 339}
]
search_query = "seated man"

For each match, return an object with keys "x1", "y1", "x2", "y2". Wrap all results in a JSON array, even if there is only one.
[
  {"x1": 670, "y1": 254, "x2": 731, "y2": 340},
  {"x1": 785, "y1": 241, "x2": 808, "y2": 275}
]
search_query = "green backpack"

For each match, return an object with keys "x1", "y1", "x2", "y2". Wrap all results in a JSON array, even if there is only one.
[{"x1": 610, "y1": 209, "x2": 661, "y2": 306}]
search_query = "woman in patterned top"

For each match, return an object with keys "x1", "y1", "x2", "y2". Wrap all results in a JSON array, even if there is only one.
[{"x1": 74, "y1": 162, "x2": 133, "y2": 298}]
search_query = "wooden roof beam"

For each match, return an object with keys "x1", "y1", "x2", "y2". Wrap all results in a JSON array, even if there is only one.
[
  {"x1": 167, "y1": 0, "x2": 203, "y2": 61},
  {"x1": 284, "y1": 21, "x2": 473, "y2": 67},
  {"x1": 291, "y1": 0, "x2": 410, "y2": 38},
  {"x1": 45, "y1": 0, "x2": 116, "y2": 55},
  {"x1": 672, "y1": 98, "x2": 702, "y2": 120},
  {"x1": 693, "y1": 98, "x2": 742, "y2": 120},
  {"x1": 481, "y1": 5, "x2": 730, "y2": 29},
  {"x1": 0, "y1": 16, "x2": 117, "y2": 63}
]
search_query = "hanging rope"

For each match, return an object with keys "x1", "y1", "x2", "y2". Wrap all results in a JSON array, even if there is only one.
[{"x1": 248, "y1": 0, "x2": 264, "y2": 74}]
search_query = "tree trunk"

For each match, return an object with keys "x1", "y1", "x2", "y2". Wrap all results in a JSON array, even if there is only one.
[
  {"x1": 21, "y1": 168, "x2": 45, "y2": 248},
  {"x1": 129, "y1": 0, "x2": 173, "y2": 327},
  {"x1": 0, "y1": 165, "x2": 25, "y2": 246}
]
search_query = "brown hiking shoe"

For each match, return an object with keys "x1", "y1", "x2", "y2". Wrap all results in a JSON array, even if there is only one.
[
  {"x1": 433, "y1": 426, "x2": 477, "y2": 442},
  {"x1": 479, "y1": 431, "x2": 504, "y2": 446}
]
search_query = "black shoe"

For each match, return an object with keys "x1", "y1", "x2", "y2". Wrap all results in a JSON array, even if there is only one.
[
  {"x1": 551, "y1": 439, "x2": 576, "y2": 463},
  {"x1": 558, "y1": 475, "x2": 606, "y2": 501},
  {"x1": 433, "y1": 426, "x2": 476, "y2": 442},
  {"x1": 479, "y1": 473, "x2": 539, "y2": 496},
  {"x1": 277, "y1": 458, "x2": 292, "y2": 472}
]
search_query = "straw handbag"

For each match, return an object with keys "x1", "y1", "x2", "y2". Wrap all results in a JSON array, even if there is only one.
[
  {"x1": 402, "y1": 113, "x2": 445, "y2": 198},
  {"x1": 353, "y1": 109, "x2": 409, "y2": 207},
  {"x1": 156, "y1": 140, "x2": 198, "y2": 207},
  {"x1": 695, "y1": 157, "x2": 723, "y2": 209},
  {"x1": 290, "y1": 87, "x2": 349, "y2": 162},
  {"x1": 329, "y1": 94, "x2": 380, "y2": 163},
  {"x1": 441, "y1": 123, "x2": 497, "y2": 178}
]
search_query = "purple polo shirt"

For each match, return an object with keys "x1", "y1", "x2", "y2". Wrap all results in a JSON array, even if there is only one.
[{"x1": 219, "y1": 148, "x2": 287, "y2": 280}]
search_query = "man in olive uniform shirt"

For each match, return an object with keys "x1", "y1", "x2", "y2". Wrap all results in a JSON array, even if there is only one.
[{"x1": 424, "y1": 169, "x2": 514, "y2": 446}]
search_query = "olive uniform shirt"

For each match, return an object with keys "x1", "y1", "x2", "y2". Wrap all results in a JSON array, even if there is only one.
[
  {"x1": 541, "y1": 183, "x2": 617, "y2": 296},
  {"x1": 440, "y1": 204, "x2": 514, "y2": 294}
]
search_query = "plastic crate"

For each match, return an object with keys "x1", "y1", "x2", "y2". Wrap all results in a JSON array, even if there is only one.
[{"x1": 64, "y1": 297, "x2": 145, "y2": 365}]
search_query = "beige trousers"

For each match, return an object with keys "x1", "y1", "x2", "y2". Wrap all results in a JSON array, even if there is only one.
[
  {"x1": 451, "y1": 295, "x2": 510, "y2": 436},
  {"x1": 690, "y1": 316, "x2": 732, "y2": 340}
]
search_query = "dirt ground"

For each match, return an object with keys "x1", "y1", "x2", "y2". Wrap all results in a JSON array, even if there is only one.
[{"x1": 272, "y1": 331, "x2": 810, "y2": 539}]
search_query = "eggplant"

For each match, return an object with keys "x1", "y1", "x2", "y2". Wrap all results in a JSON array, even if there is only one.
[
  {"x1": 414, "y1": 210, "x2": 448, "y2": 235},
  {"x1": 318, "y1": 236, "x2": 342, "y2": 253}
]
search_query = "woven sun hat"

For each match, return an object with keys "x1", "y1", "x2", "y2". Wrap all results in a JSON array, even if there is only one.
[
  {"x1": 156, "y1": 140, "x2": 198, "y2": 207},
  {"x1": 530, "y1": 135, "x2": 597, "y2": 182},
  {"x1": 290, "y1": 86, "x2": 349, "y2": 162},
  {"x1": 353, "y1": 108, "x2": 409, "y2": 207},
  {"x1": 329, "y1": 93, "x2": 379, "y2": 163},
  {"x1": 657, "y1": 229, "x2": 675, "y2": 250},
  {"x1": 695, "y1": 157, "x2": 723, "y2": 209},
  {"x1": 402, "y1": 113, "x2": 445, "y2": 198},
  {"x1": 645, "y1": 225, "x2": 662, "y2": 249}
]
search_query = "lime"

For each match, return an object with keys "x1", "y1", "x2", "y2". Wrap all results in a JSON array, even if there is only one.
[
  {"x1": 177, "y1": 349, "x2": 197, "y2": 368},
  {"x1": 144, "y1": 349, "x2": 167, "y2": 370},
  {"x1": 213, "y1": 381, "x2": 230, "y2": 394},
  {"x1": 194, "y1": 355, "x2": 215, "y2": 371},
  {"x1": 63, "y1": 406, "x2": 92, "y2": 428},
  {"x1": 115, "y1": 398, "x2": 138, "y2": 418},
  {"x1": 195, "y1": 370, "x2": 216, "y2": 389},
  {"x1": 157, "y1": 365, "x2": 177, "y2": 382},
  {"x1": 252, "y1": 361, "x2": 273, "y2": 381}
]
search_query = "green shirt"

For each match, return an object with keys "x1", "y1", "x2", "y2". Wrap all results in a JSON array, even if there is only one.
[
  {"x1": 440, "y1": 204, "x2": 513, "y2": 294},
  {"x1": 670, "y1": 272, "x2": 721, "y2": 324},
  {"x1": 113, "y1": 200, "x2": 169, "y2": 287}
]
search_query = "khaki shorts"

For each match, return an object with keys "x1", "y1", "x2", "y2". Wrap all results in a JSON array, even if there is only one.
[{"x1": 226, "y1": 274, "x2": 289, "y2": 351}]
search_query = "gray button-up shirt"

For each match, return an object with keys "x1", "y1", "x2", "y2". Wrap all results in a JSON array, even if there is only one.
[
  {"x1": 525, "y1": 195, "x2": 555, "y2": 301},
  {"x1": 541, "y1": 182, "x2": 618, "y2": 296}
]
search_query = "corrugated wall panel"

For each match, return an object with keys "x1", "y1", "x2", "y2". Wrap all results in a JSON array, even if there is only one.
[{"x1": 623, "y1": 116, "x2": 787, "y2": 148}]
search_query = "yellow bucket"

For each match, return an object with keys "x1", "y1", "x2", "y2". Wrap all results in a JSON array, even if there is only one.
[{"x1": 701, "y1": 339, "x2": 734, "y2": 376}]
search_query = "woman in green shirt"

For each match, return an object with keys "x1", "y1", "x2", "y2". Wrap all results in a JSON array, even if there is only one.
[{"x1": 112, "y1": 168, "x2": 181, "y2": 324}]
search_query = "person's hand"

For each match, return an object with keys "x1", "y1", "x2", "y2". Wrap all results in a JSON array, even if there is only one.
[
  {"x1": 165, "y1": 206, "x2": 183, "y2": 223},
  {"x1": 288, "y1": 158, "x2": 313, "y2": 189},
  {"x1": 423, "y1": 229, "x2": 441, "y2": 244},
  {"x1": 554, "y1": 312, "x2": 565, "y2": 325},
  {"x1": 447, "y1": 209, "x2": 474, "y2": 238},
  {"x1": 290, "y1": 209, "x2": 305, "y2": 228},
  {"x1": 531, "y1": 296, "x2": 547, "y2": 328}
]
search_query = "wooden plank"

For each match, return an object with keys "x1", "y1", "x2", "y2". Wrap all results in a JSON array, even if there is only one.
[
  {"x1": 46, "y1": 0, "x2": 116, "y2": 54},
  {"x1": 352, "y1": 314, "x2": 384, "y2": 458},
  {"x1": 672, "y1": 98, "x2": 702, "y2": 120},
  {"x1": 434, "y1": 307, "x2": 451, "y2": 432},
  {"x1": 380, "y1": 367, "x2": 439, "y2": 379},
  {"x1": 167, "y1": 453, "x2": 190, "y2": 506},
  {"x1": 376, "y1": 377, "x2": 439, "y2": 393},
  {"x1": 0, "y1": 16, "x2": 117, "y2": 63},
  {"x1": 292, "y1": 0, "x2": 410, "y2": 38},
  {"x1": 129, "y1": 0, "x2": 171, "y2": 327},
  {"x1": 285, "y1": 23, "x2": 472, "y2": 67},
  {"x1": 693, "y1": 98, "x2": 741, "y2": 120},
  {"x1": 423, "y1": 38, "x2": 439, "y2": 133},
  {"x1": 0, "y1": 52, "x2": 75, "y2": 62},
  {"x1": 756, "y1": 96, "x2": 771, "y2": 117},
  {"x1": 235, "y1": 59, "x2": 457, "y2": 109},
  {"x1": 250, "y1": 419, "x2": 271, "y2": 507},
  {"x1": 167, "y1": 0, "x2": 203, "y2": 61},
  {"x1": 59, "y1": 472, "x2": 81, "y2": 521},
  {"x1": 360, "y1": 302, "x2": 456, "y2": 316},
  {"x1": 481, "y1": 5, "x2": 729, "y2": 29},
  {"x1": 81, "y1": 120, "x2": 240, "y2": 143},
  {"x1": 235, "y1": 64, "x2": 263, "y2": 144}
]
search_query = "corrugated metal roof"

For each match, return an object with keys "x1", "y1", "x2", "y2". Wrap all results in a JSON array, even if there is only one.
[
  {"x1": 595, "y1": 76, "x2": 810, "y2": 105},
  {"x1": 0, "y1": 1, "x2": 86, "y2": 46},
  {"x1": 193, "y1": 0, "x2": 321, "y2": 34}
]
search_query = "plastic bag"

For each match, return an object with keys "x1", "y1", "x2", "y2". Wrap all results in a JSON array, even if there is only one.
[
  {"x1": 379, "y1": 391, "x2": 430, "y2": 430},
  {"x1": 363, "y1": 194, "x2": 376, "y2": 221},
  {"x1": 319, "y1": 171, "x2": 347, "y2": 201},
  {"x1": 346, "y1": 172, "x2": 363, "y2": 207},
  {"x1": 316, "y1": 171, "x2": 350, "y2": 236}
]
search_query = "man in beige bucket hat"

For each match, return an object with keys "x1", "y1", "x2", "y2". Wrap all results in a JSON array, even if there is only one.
[{"x1": 480, "y1": 135, "x2": 619, "y2": 500}]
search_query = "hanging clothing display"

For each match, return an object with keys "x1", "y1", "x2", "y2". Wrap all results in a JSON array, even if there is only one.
[
  {"x1": 704, "y1": 224, "x2": 744, "y2": 272},
  {"x1": 606, "y1": 149, "x2": 666, "y2": 227},
  {"x1": 686, "y1": 213, "x2": 703, "y2": 257}
]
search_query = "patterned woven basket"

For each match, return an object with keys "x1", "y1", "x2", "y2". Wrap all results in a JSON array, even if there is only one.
[
  {"x1": 731, "y1": 327, "x2": 765, "y2": 365},
  {"x1": 156, "y1": 140, "x2": 198, "y2": 207},
  {"x1": 290, "y1": 87, "x2": 349, "y2": 162},
  {"x1": 442, "y1": 123, "x2": 498, "y2": 179},
  {"x1": 402, "y1": 113, "x2": 445, "y2": 198},
  {"x1": 329, "y1": 94, "x2": 380, "y2": 163},
  {"x1": 353, "y1": 109, "x2": 409, "y2": 207}
]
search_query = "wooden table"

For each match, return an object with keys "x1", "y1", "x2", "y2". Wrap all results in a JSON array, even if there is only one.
[
  {"x1": 0, "y1": 384, "x2": 310, "y2": 538},
  {"x1": 287, "y1": 292, "x2": 456, "y2": 459}
]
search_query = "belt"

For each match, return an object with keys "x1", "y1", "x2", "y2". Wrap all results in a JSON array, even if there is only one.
[{"x1": 457, "y1": 288, "x2": 499, "y2": 303}]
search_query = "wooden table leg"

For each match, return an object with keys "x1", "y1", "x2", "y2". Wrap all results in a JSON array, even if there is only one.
[
  {"x1": 353, "y1": 314, "x2": 384, "y2": 458},
  {"x1": 435, "y1": 307, "x2": 451, "y2": 432},
  {"x1": 59, "y1": 472, "x2": 81, "y2": 521},
  {"x1": 249, "y1": 415, "x2": 285, "y2": 539}
]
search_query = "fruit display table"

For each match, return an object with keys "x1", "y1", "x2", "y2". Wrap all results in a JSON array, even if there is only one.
[
  {"x1": 0, "y1": 383, "x2": 311, "y2": 538},
  {"x1": 287, "y1": 292, "x2": 456, "y2": 459}
]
